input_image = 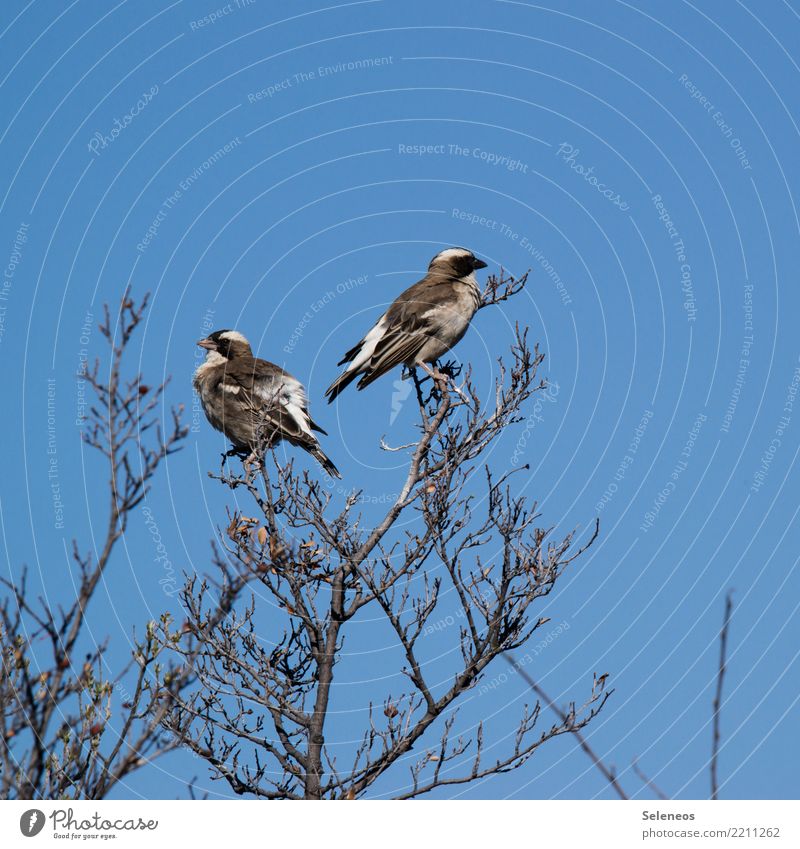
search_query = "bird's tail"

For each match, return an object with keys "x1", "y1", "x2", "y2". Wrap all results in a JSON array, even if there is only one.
[
  {"x1": 325, "y1": 367, "x2": 360, "y2": 403},
  {"x1": 311, "y1": 444, "x2": 341, "y2": 479}
]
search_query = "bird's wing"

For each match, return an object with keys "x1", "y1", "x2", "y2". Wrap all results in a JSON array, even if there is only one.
[
  {"x1": 210, "y1": 366, "x2": 261, "y2": 421},
  {"x1": 354, "y1": 326, "x2": 431, "y2": 388},
  {"x1": 351, "y1": 280, "x2": 453, "y2": 367},
  {"x1": 326, "y1": 276, "x2": 459, "y2": 401},
  {"x1": 355, "y1": 283, "x2": 457, "y2": 380},
  {"x1": 223, "y1": 360, "x2": 340, "y2": 477},
  {"x1": 385, "y1": 276, "x2": 453, "y2": 322},
  {"x1": 227, "y1": 358, "x2": 315, "y2": 442}
]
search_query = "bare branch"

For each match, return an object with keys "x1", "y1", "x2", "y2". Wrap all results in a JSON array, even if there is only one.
[
  {"x1": 508, "y1": 659, "x2": 628, "y2": 800},
  {"x1": 711, "y1": 591, "x2": 734, "y2": 801},
  {"x1": 632, "y1": 757, "x2": 669, "y2": 800},
  {"x1": 479, "y1": 268, "x2": 530, "y2": 309}
]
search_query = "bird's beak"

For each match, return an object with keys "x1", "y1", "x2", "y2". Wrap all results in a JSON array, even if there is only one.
[
  {"x1": 197, "y1": 338, "x2": 217, "y2": 350},
  {"x1": 473, "y1": 258, "x2": 488, "y2": 270}
]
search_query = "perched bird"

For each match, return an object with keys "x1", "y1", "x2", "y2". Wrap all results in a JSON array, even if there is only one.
[
  {"x1": 194, "y1": 329, "x2": 340, "y2": 478},
  {"x1": 325, "y1": 247, "x2": 488, "y2": 402}
]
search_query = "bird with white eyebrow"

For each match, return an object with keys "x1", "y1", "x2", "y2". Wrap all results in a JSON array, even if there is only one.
[
  {"x1": 325, "y1": 247, "x2": 488, "y2": 402},
  {"x1": 194, "y1": 329, "x2": 340, "y2": 478}
]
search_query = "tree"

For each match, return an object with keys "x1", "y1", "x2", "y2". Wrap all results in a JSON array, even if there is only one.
[
  {"x1": 0, "y1": 292, "x2": 190, "y2": 799},
  {"x1": 158, "y1": 270, "x2": 608, "y2": 799}
]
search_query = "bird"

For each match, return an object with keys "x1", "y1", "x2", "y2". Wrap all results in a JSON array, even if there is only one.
[
  {"x1": 325, "y1": 247, "x2": 488, "y2": 402},
  {"x1": 193, "y1": 329, "x2": 340, "y2": 478}
]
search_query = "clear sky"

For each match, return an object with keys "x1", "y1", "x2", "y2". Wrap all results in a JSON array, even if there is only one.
[{"x1": 1, "y1": 0, "x2": 798, "y2": 800}]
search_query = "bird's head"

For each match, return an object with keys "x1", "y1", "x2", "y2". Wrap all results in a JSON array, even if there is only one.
[
  {"x1": 428, "y1": 247, "x2": 487, "y2": 278},
  {"x1": 197, "y1": 329, "x2": 253, "y2": 362}
]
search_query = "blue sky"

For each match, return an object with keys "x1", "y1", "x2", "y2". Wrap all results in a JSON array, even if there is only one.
[{"x1": 1, "y1": 0, "x2": 799, "y2": 799}]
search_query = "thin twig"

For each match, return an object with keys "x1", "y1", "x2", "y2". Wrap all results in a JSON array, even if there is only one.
[
  {"x1": 507, "y1": 656, "x2": 628, "y2": 800},
  {"x1": 632, "y1": 757, "x2": 669, "y2": 800},
  {"x1": 711, "y1": 591, "x2": 734, "y2": 801},
  {"x1": 379, "y1": 435, "x2": 418, "y2": 452}
]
